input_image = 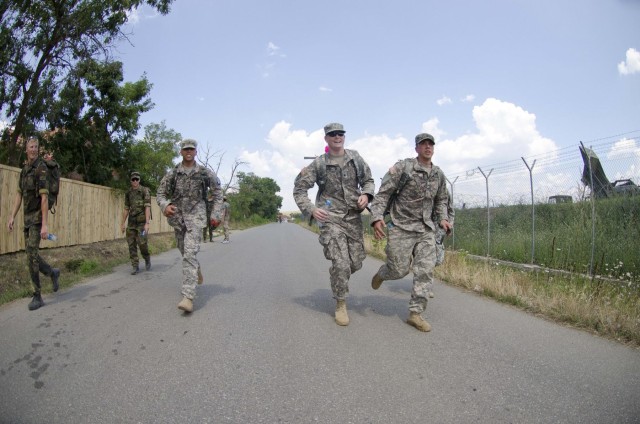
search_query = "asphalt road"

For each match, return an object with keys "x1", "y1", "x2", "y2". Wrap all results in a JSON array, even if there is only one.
[{"x1": 0, "y1": 223, "x2": 639, "y2": 424}]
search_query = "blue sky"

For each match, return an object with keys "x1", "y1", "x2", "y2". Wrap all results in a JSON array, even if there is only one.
[{"x1": 119, "y1": 0, "x2": 640, "y2": 211}]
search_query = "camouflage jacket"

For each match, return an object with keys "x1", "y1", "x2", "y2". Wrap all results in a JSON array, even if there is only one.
[
  {"x1": 293, "y1": 149, "x2": 375, "y2": 220},
  {"x1": 156, "y1": 163, "x2": 222, "y2": 228},
  {"x1": 125, "y1": 185, "x2": 151, "y2": 226},
  {"x1": 18, "y1": 157, "x2": 49, "y2": 227},
  {"x1": 370, "y1": 158, "x2": 449, "y2": 232}
]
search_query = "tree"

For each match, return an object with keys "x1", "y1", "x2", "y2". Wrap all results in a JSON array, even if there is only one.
[
  {"x1": 197, "y1": 145, "x2": 248, "y2": 195},
  {"x1": 0, "y1": 0, "x2": 174, "y2": 166},
  {"x1": 43, "y1": 59, "x2": 154, "y2": 187},
  {"x1": 232, "y1": 172, "x2": 283, "y2": 220},
  {"x1": 125, "y1": 121, "x2": 181, "y2": 193}
]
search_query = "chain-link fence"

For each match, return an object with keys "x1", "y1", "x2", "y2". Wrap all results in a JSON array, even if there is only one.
[{"x1": 448, "y1": 135, "x2": 640, "y2": 281}]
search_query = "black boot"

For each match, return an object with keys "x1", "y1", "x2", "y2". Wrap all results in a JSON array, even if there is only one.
[
  {"x1": 131, "y1": 265, "x2": 139, "y2": 275},
  {"x1": 28, "y1": 293, "x2": 44, "y2": 311},
  {"x1": 145, "y1": 258, "x2": 151, "y2": 271},
  {"x1": 51, "y1": 268, "x2": 60, "y2": 292}
]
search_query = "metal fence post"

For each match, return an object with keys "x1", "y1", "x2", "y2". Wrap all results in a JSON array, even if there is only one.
[
  {"x1": 447, "y1": 176, "x2": 458, "y2": 250},
  {"x1": 580, "y1": 141, "x2": 596, "y2": 276},
  {"x1": 522, "y1": 157, "x2": 537, "y2": 264},
  {"x1": 478, "y1": 167, "x2": 493, "y2": 256}
]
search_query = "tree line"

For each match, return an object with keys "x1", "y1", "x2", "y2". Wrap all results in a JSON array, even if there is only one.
[{"x1": 1, "y1": 1, "x2": 282, "y2": 221}]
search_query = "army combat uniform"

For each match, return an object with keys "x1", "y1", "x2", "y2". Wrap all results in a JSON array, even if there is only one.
[
  {"x1": 18, "y1": 157, "x2": 60, "y2": 308},
  {"x1": 124, "y1": 183, "x2": 151, "y2": 271},
  {"x1": 293, "y1": 149, "x2": 375, "y2": 302},
  {"x1": 157, "y1": 163, "x2": 222, "y2": 302},
  {"x1": 221, "y1": 199, "x2": 231, "y2": 242},
  {"x1": 369, "y1": 157, "x2": 449, "y2": 315}
]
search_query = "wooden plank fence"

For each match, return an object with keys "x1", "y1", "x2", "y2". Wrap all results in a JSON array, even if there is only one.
[{"x1": 1, "y1": 164, "x2": 173, "y2": 255}]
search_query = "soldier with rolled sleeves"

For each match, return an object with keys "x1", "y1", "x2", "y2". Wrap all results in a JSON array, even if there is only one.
[
  {"x1": 369, "y1": 133, "x2": 452, "y2": 332},
  {"x1": 293, "y1": 123, "x2": 375, "y2": 326},
  {"x1": 156, "y1": 139, "x2": 223, "y2": 313},
  {"x1": 7, "y1": 137, "x2": 60, "y2": 311},
  {"x1": 120, "y1": 171, "x2": 151, "y2": 275}
]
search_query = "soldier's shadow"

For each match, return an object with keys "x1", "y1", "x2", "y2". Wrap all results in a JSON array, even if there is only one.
[
  {"x1": 192, "y1": 283, "x2": 235, "y2": 310},
  {"x1": 293, "y1": 286, "x2": 410, "y2": 321}
]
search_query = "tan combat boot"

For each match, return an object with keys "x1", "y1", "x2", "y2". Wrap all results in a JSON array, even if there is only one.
[
  {"x1": 407, "y1": 312, "x2": 431, "y2": 332},
  {"x1": 371, "y1": 273, "x2": 384, "y2": 290},
  {"x1": 335, "y1": 300, "x2": 349, "y2": 326},
  {"x1": 178, "y1": 296, "x2": 193, "y2": 313},
  {"x1": 197, "y1": 266, "x2": 203, "y2": 285}
]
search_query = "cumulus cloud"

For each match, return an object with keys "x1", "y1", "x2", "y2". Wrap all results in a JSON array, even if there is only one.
[
  {"x1": 618, "y1": 48, "x2": 640, "y2": 75},
  {"x1": 461, "y1": 94, "x2": 475, "y2": 102},
  {"x1": 242, "y1": 98, "x2": 560, "y2": 211},
  {"x1": 125, "y1": 6, "x2": 159, "y2": 25},
  {"x1": 436, "y1": 96, "x2": 452, "y2": 106}
]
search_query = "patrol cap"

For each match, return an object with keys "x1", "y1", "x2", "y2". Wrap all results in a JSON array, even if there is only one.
[
  {"x1": 180, "y1": 139, "x2": 198, "y2": 149},
  {"x1": 324, "y1": 123, "x2": 346, "y2": 135},
  {"x1": 130, "y1": 171, "x2": 141, "y2": 179},
  {"x1": 415, "y1": 133, "x2": 435, "y2": 146}
]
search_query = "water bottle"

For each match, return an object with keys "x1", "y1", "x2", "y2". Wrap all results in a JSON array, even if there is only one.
[
  {"x1": 47, "y1": 233, "x2": 57, "y2": 241},
  {"x1": 141, "y1": 230, "x2": 146, "y2": 237},
  {"x1": 318, "y1": 199, "x2": 331, "y2": 228}
]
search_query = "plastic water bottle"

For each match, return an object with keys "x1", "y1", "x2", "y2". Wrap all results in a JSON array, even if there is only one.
[
  {"x1": 47, "y1": 233, "x2": 57, "y2": 241},
  {"x1": 141, "y1": 230, "x2": 146, "y2": 237},
  {"x1": 318, "y1": 199, "x2": 331, "y2": 228}
]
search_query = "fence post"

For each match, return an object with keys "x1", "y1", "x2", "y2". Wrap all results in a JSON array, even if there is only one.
[
  {"x1": 580, "y1": 141, "x2": 596, "y2": 276},
  {"x1": 522, "y1": 157, "x2": 537, "y2": 264},
  {"x1": 447, "y1": 176, "x2": 458, "y2": 249},
  {"x1": 478, "y1": 167, "x2": 493, "y2": 256}
]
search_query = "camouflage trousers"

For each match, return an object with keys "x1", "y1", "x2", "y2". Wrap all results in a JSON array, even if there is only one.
[
  {"x1": 222, "y1": 218, "x2": 230, "y2": 241},
  {"x1": 319, "y1": 222, "x2": 366, "y2": 301},
  {"x1": 173, "y1": 220, "x2": 202, "y2": 300},
  {"x1": 375, "y1": 224, "x2": 436, "y2": 313},
  {"x1": 23, "y1": 225, "x2": 54, "y2": 294},
  {"x1": 126, "y1": 226, "x2": 149, "y2": 267},
  {"x1": 435, "y1": 226, "x2": 446, "y2": 266}
]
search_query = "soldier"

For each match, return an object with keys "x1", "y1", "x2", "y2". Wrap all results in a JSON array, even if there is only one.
[
  {"x1": 293, "y1": 123, "x2": 375, "y2": 326},
  {"x1": 120, "y1": 171, "x2": 151, "y2": 274},
  {"x1": 369, "y1": 133, "x2": 452, "y2": 332},
  {"x1": 7, "y1": 137, "x2": 61, "y2": 311},
  {"x1": 157, "y1": 139, "x2": 223, "y2": 313},
  {"x1": 221, "y1": 196, "x2": 231, "y2": 243}
]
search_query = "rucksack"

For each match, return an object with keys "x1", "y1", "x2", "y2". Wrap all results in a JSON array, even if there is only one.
[
  {"x1": 383, "y1": 159, "x2": 414, "y2": 217},
  {"x1": 314, "y1": 149, "x2": 367, "y2": 197},
  {"x1": 168, "y1": 165, "x2": 211, "y2": 203},
  {"x1": 43, "y1": 159, "x2": 61, "y2": 214}
]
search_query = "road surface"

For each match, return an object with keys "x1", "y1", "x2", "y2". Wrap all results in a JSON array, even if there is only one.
[{"x1": 1, "y1": 223, "x2": 638, "y2": 423}]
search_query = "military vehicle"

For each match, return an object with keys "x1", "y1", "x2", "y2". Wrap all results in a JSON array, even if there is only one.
[{"x1": 579, "y1": 145, "x2": 640, "y2": 199}]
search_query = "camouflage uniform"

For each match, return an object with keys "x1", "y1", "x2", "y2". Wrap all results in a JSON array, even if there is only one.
[
  {"x1": 203, "y1": 189, "x2": 214, "y2": 242},
  {"x1": 124, "y1": 184, "x2": 151, "y2": 268},
  {"x1": 157, "y1": 163, "x2": 222, "y2": 300},
  {"x1": 293, "y1": 149, "x2": 375, "y2": 300},
  {"x1": 221, "y1": 200, "x2": 231, "y2": 241},
  {"x1": 18, "y1": 158, "x2": 56, "y2": 295},
  {"x1": 370, "y1": 157, "x2": 449, "y2": 313}
]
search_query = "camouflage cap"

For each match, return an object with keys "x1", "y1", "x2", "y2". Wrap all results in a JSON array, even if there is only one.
[
  {"x1": 415, "y1": 133, "x2": 435, "y2": 146},
  {"x1": 180, "y1": 139, "x2": 198, "y2": 149},
  {"x1": 324, "y1": 123, "x2": 346, "y2": 135},
  {"x1": 130, "y1": 171, "x2": 141, "y2": 179}
]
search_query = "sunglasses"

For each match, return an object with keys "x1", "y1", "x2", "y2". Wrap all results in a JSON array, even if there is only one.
[
  {"x1": 182, "y1": 147, "x2": 195, "y2": 151},
  {"x1": 327, "y1": 132, "x2": 345, "y2": 137},
  {"x1": 131, "y1": 178, "x2": 140, "y2": 182}
]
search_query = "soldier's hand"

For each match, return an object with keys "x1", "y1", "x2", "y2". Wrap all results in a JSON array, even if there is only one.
[
  {"x1": 372, "y1": 220, "x2": 386, "y2": 240},
  {"x1": 312, "y1": 207, "x2": 329, "y2": 223},
  {"x1": 357, "y1": 194, "x2": 369, "y2": 210},
  {"x1": 440, "y1": 220, "x2": 453, "y2": 233},
  {"x1": 164, "y1": 204, "x2": 177, "y2": 217}
]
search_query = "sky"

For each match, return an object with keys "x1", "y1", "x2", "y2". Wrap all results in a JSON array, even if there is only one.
[{"x1": 117, "y1": 0, "x2": 640, "y2": 211}]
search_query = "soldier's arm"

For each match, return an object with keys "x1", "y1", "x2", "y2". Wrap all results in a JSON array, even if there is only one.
[
  {"x1": 369, "y1": 161, "x2": 403, "y2": 223},
  {"x1": 156, "y1": 175, "x2": 172, "y2": 213},
  {"x1": 209, "y1": 171, "x2": 223, "y2": 219},
  {"x1": 293, "y1": 163, "x2": 318, "y2": 215},
  {"x1": 7, "y1": 192, "x2": 22, "y2": 232}
]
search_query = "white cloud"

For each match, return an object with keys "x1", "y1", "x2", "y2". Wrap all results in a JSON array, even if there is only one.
[
  {"x1": 319, "y1": 86, "x2": 333, "y2": 92},
  {"x1": 436, "y1": 96, "x2": 452, "y2": 106},
  {"x1": 461, "y1": 94, "x2": 475, "y2": 102},
  {"x1": 607, "y1": 138, "x2": 639, "y2": 159},
  {"x1": 267, "y1": 42, "x2": 286, "y2": 58},
  {"x1": 618, "y1": 48, "x2": 640, "y2": 75},
  {"x1": 244, "y1": 98, "x2": 560, "y2": 211},
  {"x1": 125, "y1": 6, "x2": 159, "y2": 25}
]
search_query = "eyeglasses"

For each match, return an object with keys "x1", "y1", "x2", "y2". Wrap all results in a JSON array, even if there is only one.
[
  {"x1": 131, "y1": 178, "x2": 140, "y2": 182},
  {"x1": 327, "y1": 132, "x2": 345, "y2": 138}
]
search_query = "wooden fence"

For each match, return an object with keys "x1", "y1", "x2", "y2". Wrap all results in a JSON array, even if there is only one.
[{"x1": 0, "y1": 164, "x2": 173, "y2": 255}]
